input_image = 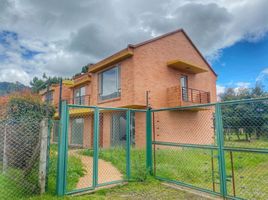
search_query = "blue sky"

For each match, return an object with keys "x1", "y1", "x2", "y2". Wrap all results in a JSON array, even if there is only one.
[
  {"x1": 0, "y1": 0, "x2": 268, "y2": 95},
  {"x1": 213, "y1": 33, "x2": 268, "y2": 92}
]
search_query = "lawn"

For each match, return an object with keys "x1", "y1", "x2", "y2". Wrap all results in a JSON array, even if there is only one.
[
  {"x1": 79, "y1": 139, "x2": 268, "y2": 200},
  {"x1": 2, "y1": 140, "x2": 267, "y2": 200},
  {"x1": 0, "y1": 144, "x2": 85, "y2": 200},
  {"x1": 48, "y1": 145, "x2": 85, "y2": 194},
  {"x1": 23, "y1": 178, "x2": 214, "y2": 200}
]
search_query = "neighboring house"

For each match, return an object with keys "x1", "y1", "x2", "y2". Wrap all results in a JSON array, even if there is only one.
[
  {"x1": 40, "y1": 81, "x2": 73, "y2": 109},
  {"x1": 46, "y1": 29, "x2": 217, "y2": 148}
]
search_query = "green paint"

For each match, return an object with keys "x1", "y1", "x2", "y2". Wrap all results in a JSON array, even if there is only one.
[
  {"x1": 153, "y1": 141, "x2": 218, "y2": 150},
  {"x1": 155, "y1": 176, "x2": 222, "y2": 197},
  {"x1": 93, "y1": 107, "x2": 99, "y2": 188},
  {"x1": 215, "y1": 103, "x2": 227, "y2": 198},
  {"x1": 146, "y1": 109, "x2": 153, "y2": 174},
  {"x1": 63, "y1": 104, "x2": 69, "y2": 194},
  {"x1": 56, "y1": 101, "x2": 68, "y2": 196},
  {"x1": 126, "y1": 109, "x2": 131, "y2": 180}
]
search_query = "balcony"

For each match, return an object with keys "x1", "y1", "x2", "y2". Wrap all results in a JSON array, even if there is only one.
[
  {"x1": 167, "y1": 86, "x2": 210, "y2": 109},
  {"x1": 55, "y1": 95, "x2": 91, "y2": 108}
]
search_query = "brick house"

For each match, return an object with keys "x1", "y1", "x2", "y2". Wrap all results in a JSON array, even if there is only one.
[{"x1": 43, "y1": 29, "x2": 217, "y2": 148}]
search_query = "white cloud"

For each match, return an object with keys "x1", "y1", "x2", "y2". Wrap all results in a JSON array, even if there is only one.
[
  {"x1": 0, "y1": 0, "x2": 268, "y2": 84},
  {"x1": 216, "y1": 84, "x2": 226, "y2": 101},
  {"x1": 235, "y1": 82, "x2": 251, "y2": 88},
  {"x1": 217, "y1": 84, "x2": 226, "y2": 95},
  {"x1": 256, "y1": 68, "x2": 268, "y2": 82},
  {"x1": 0, "y1": 68, "x2": 30, "y2": 85}
]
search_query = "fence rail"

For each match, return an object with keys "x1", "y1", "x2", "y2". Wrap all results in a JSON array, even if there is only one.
[
  {"x1": 151, "y1": 98, "x2": 268, "y2": 200},
  {"x1": 44, "y1": 97, "x2": 268, "y2": 200}
]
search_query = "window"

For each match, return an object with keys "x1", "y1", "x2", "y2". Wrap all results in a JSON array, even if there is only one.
[
  {"x1": 111, "y1": 112, "x2": 135, "y2": 147},
  {"x1": 99, "y1": 66, "x2": 120, "y2": 101},
  {"x1": 45, "y1": 91, "x2": 53, "y2": 104},
  {"x1": 71, "y1": 118, "x2": 84, "y2": 145},
  {"x1": 74, "y1": 86, "x2": 86, "y2": 105},
  {"x1": 180, "y1": 75, "x2": 188, "y2": 101}
]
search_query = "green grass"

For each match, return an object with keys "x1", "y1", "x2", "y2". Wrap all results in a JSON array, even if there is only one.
[
  {"x1": 80, "y1": 147, "x2": 147, "y2": 181},
  {"x1": 24, "y1": 178, "x2": 213, "y2": 200},
  {"x1": 80, "y1": 139, "x2": 268, "y2": 200},
  {"x1": 48, "y1": 145, "x2": 85, "y2": 194},
  {"x1": 0, "y1": 144, "x2": 85, "y2": 200},
  {"x1": 0, "y1": 162, "x2": 40, "y2": 199},
  {"x1": 224, "y1": 136, "x2": 268, "y2": 148},
  {"x1": 0, "y1": 168, "x2": 28, "y2": 200}
]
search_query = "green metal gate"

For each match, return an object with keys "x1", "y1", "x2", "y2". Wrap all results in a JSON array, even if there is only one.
[
  {"x1": 56, "y1": 98, "x2": 268, "y2": 199},
  {"x1": 150, "y1": 98, "x2": 268, "y2": 200},
  {"x1": 56, "y1": 102, "x2": 147, "y2": 195}
]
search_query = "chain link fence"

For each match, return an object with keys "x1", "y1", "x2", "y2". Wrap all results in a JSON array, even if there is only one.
[
  {"x1": 0, "y1": 115, "x2": 44, "y2": 199},
  {"x1": 152, "y1": 105, "x2": 220, "y2": 194},
  {"x1": 56, "y1": 104, "x2": 148, "y2": 195},
  {"x1": 151, "y1": 98, "x2": 268, "y2": 200},
  {"x1": 221, "y1": 99, "x2": 268, "y2": 200}
]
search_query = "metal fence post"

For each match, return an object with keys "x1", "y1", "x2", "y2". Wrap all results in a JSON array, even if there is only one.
[
  {"x1": 56, "y1": 101, "x2": 68, "y2": 196},
  {"x1": 215, "y1": 103, "x2": 227, "y2": 198},
  {"x1": 126, "y1": 109, "x2": 131, "y2": 180},
  {"x1": 93, "y1": 107, "x2": 99, "y2": 188},
  {"x1": 146, "y1": 108, "x2": 153, "y2": 174}
]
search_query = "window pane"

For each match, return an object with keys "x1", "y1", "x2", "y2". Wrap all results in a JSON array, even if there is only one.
[
  {"x1": 102, "y1": 67, "x2": 118, "y2": 96},
  {"x1": 80, "y1": 87, "x2": 86, "y2": 96},
  {"x1": 74, "y1": 89, "x2": 80, "y2": 97},
  {"x1": 100, "y1": 66, "x2": 120, "y2": 100}
]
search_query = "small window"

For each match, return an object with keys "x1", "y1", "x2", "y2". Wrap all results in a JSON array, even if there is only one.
[
  {"x1": 99, "y1": 66, "x2": 120, "y2": 101},
  {"x1": 74, "y1": 86, "x2": 86, "y2": 105}
]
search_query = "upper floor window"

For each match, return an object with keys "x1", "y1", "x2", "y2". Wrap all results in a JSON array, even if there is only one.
[
  {"x1": 45, "y1": 91, "x2": 53, "y2": 104},
  {"x1": 99, "y1": 66, "x2": 121, "y2": 101},
  {"x1": 74, "y1": 86, "x2": 86, "y2": 105}
]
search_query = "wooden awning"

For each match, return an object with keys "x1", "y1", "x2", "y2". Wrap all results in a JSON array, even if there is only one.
[
  {"x1": 167, "y1": 60, "x2": 208, "y2": 74},
  {"x1": 88, "y1": 48, "x2": 133, "y2": 73}
]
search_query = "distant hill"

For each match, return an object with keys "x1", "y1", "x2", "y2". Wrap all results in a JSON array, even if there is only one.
[{"x1": 0, "y1": 82, "x2": 30, "y2": 96}]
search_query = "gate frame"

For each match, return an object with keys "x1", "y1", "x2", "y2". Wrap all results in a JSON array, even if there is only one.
[
  {"x1": 56, "y1": 102, "x2": 144, "y2": 196},
  {"x1": 150, "y1": 97, "x2": 268, "y2": 200},
  {"x1": 56, "y1": 97, "x2": 268, "y2": 199}
]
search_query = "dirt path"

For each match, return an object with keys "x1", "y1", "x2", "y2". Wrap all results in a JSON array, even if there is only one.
[{"x1": 70, "y1": 150, "x2": 123, "y2": 189}]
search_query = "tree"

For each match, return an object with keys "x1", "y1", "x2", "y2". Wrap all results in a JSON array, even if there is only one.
[
  {"x1": 30, "y1": 73, "x2": 62, "y2": 93},
  {"x1": 73, "y1": 64, "x2": 92, "y2": 78},
  {"x1": 220, "y1": 83, "x2": 268, "y2": 140}
]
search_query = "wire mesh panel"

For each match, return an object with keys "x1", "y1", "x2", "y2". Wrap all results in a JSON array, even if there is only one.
[
  {"x1": 97, "y1": 109, "x2": 127, "y2": 186},
  {"x1": 0, "y1": 118, "x2": 42, "y2": 199},
  {"x1": 221, "y1": 99, "x2": 268, "y2": 199},
  {"x1": 152, "y1": 105, "x2": 221, "y2": 194},
  {"x1": 47, "y1": 120, "x2": 60, "y2": 194},
  {"x1": 130, "y1": 110, "x2": 147, "y2": 181},
  {"x1": 52, "y1": 120, "x2": 60, "y2": 143},
  {"x1": 65, "y1": 106, "x2": 94, "y2": 193}
]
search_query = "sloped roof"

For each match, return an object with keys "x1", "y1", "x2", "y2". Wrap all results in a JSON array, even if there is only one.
[{"x1": 88, "y1": 28, "x2": 217, "y2": 76}]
